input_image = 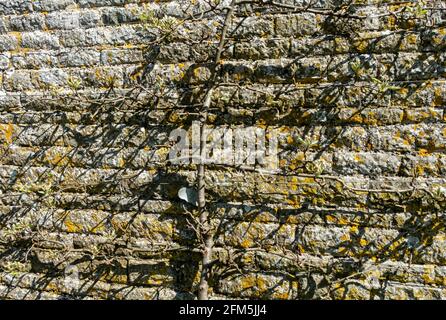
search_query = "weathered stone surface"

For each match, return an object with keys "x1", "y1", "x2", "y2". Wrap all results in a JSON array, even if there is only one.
[{"x1": 0, "y1": 0, "x2": 445, "y2": 300}]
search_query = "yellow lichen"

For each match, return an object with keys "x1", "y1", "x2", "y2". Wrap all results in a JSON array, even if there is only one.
[
  {"x1": 354, "y1": 154, "x2": 364, "y2": 163},
  {"x1": 64, "y1": 219, "x2": 81, "y2": 233},
  {"x1": 340, "y1": 234, "x2": 350, "y2": 241},
  {"x1": 0, "y1": 123, "x2": 14, "y2": 144}
]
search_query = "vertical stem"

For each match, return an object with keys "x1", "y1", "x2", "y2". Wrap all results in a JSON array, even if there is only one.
[
  {"x1": 197, "y1": 1, "x2": 236, "y2": 300},
  {"x1": 197, "y1": 91, "x2": 213, "y2": 301}
]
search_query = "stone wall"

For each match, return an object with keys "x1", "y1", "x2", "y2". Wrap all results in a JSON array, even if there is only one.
[{"x1": 0, "y1": 0, "x2": 446, "y2": 299}]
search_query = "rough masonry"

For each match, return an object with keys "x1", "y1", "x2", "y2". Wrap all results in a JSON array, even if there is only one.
[{"x1": 0, "y1": 0, "x2": 446, "y2": 299}]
